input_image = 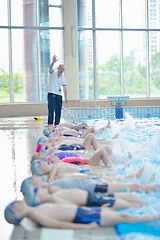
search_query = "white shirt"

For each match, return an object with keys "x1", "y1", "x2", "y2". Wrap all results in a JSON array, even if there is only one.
[{"x1": 48, "y1": 71, "x2": 66, "y2": 96}]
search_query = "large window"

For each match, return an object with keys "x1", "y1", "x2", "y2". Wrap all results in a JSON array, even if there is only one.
[
  {"x1": 78, "y1": 0, "x2": 160, "y2": 100},
  {"x1": 0, "y1": 0, "x2": 64, "y2": 103},
  {"x1": 95, "y1": 0, "x2": 120, "y2": 28},
  {"x1": 123, "y1": 31, "x2": 147, "y2": 98},
  {"x1": 1, "y1": 0, "x2": 160, "y2": 103},
  {"x1": 78, "y1": 31, "x2": 93, "y2": 99},
  {"x1": 0, "y1": 29, "x2": 9, "y2": 103},
  {"x1": 96, "y1": 31, "x2": 121, "y2": 99}
]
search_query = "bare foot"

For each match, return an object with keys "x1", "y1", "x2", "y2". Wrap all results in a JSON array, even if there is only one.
[
  {"x1": 128, "y1": 152, "x2": 132, "y2": 159},
  {"x1": 148, "y1": 173, "x2": 156, "y2": 183},
  {"x1": 112, "y1": 133, "x2": 119, "y2": 139},
  {"x1": 135, "y1": 166, "x2": 145, "y2": 178},
  {"x1": 107, "y1": 120, "x2": 111, "y2": 129},
  {"x1": 131, "y1": 202, "x2": 143, "y2": 209}
]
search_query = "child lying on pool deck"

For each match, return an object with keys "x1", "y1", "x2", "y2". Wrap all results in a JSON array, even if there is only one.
[
  {"x1": 21, "y1": 174, "x2": 160, "y2": 196},
  {"x1": 23, "y1": 184, "x2": 145, "y2": 210},
  {"x1": 4, "y1": 200, "x2": 160, "y2": 228}
]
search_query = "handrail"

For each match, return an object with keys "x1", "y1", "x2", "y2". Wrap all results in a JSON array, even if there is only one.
[{"x1": 62, "y1": 106, "x2": 76, "y2": 124}]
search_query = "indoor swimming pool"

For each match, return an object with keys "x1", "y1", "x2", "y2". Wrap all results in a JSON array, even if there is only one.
[
  {"x1": 0, "y1": 113, "x2": 160, "y2": 240},
  {"x1": 81, "y1": 113, "x2": 160, "y2": 239}
]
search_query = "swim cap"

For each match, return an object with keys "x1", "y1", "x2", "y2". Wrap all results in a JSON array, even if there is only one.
[
  {"x1": 61, "y1": 157, "x2": 87, "y2": 165},
  {"x1": 36, "y1": 144, "x2": 42, "y2": 153},
  {"x1": 31, "y1": 160, "x2": 41, "y2": 166},
  {"x1": 20, "y1": 177, "x2": 32, "y2": 195},
  {"x1": 4, "y1": 202, "x2": 23, "y2": 225},
  {"x1": 31, "y1": 156, "x2": 36, "y2": 163},
  {"x1": 37, "y1": 136, "x2": 48, "y2": 145},
  {"x1": 43, "y1": 128, "x2": 52, "y2": 137},
  {"x1": 31, "y1": 161, "x2": 43, "y2": 176},
  {"x1": 24, "y1": 187, "x2": 41, "y2": 207},
  {"x1": 40, "y1": 146, "x2": 49, "y2": 156}
]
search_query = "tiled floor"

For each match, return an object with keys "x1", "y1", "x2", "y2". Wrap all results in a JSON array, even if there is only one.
[
  {"x1": 0, "y1": 116, "x2": 118, "y2": 240},
  {"x1": 0, "y1": 116, "x2": 45, "y2": 240}
]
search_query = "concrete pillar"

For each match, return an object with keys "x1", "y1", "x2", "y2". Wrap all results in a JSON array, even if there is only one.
[{"x1": 64, "y1": 0, "x2": 79, "y2": 100}]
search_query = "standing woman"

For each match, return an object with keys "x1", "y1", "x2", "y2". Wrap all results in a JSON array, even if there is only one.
[{"x1": 48, "y1": 55, "x2": 68, "y2": 128}]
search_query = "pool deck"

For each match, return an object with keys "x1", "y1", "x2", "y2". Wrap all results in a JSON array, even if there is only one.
[
  {"x1": 11, "y1": 225, "x2": 118, "y2": 240},
  {"x1": 0, "y1": 116, "x2": 119, "y2": 240}
]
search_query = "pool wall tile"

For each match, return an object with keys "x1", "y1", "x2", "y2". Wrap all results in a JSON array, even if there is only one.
[{"x1": 62, "y1": 106, "x2": 160, "y2": 121}]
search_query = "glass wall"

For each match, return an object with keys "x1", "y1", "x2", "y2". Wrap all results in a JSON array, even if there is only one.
[
  {"x1": 78, "y1": 31, "x2": 93, "y2": 99},
  {"x1": 0, "y1": 29, "x2": 9, "y2": 103},
  {"x1": 123, "y1": 31, "x2": 147, "y2": 98},
  {"x1": 78, "y1": 0, "x2": 160, "y2": 100},
  {"x1": 96, "y1": 31, "x2": 121, "y2": 99},
  {"x1": 0, "y1": 0, "x2": 64, "y2": 103},
  {"x1": 1, "y1": 0, "x2": 160, "y2": 103},
  {"x1": 95, "y1": 0, "x2": 120, "y2": 28}
]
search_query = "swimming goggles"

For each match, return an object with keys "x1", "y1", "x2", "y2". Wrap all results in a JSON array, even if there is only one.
[{"x1": 8, "y1": 202, "x2": 22, "y2": 223}]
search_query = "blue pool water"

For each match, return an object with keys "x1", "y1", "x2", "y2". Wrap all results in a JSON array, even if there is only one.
[{"x1": 78, "y1": 114, "x2": 160, "y2": 239}]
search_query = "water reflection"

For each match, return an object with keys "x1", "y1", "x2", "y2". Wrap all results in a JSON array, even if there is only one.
[{"x1": 0, "y1": 117, "x2": 45, "y2": 240}]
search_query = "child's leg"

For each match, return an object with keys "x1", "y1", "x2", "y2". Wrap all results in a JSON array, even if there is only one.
[
  {"x1": 107, "y1": 182, "x2": 140, "y2": 193},
  {"x1": 100, "y1": 209, "x2": 160, "y2": 226},
  {"x1": 82, "y1": 133, "x2": 99, "y2": 150},
  {"x1": 114, "y1": 192, "x2": 145, "y2": 205},
  {"x1": 88, "y1": 148, "x2": 110, "y2": 166},
  {"x1": 102, "y1": 145, "x2": 112, "y2": 155},
  {"x1": 108, "y1": 182, "x2": 160, "y2": 193},
  {"x1": 81, "y1": 127, "x2": 96, "y2": 139},
  {"x1": 105, "y1": 198, "x2": 141, "y2": 210}
]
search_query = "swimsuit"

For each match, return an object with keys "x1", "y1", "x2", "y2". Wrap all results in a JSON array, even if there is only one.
[
  {"x1": 73, "y1": 207, "x2": 101, "y2": 224},
  {"x1": 47, "y1": 153, "x2": 81, "y2": 165},
  {"x1": 50, "y1": 178, "x2": 96, "y2": 193},
  {"x1": 53, "y1": 152, "x2": 88, "y2": 165},
  {"x1": 61, "y1": 157, "x2": 88, "y2": 165},
  {"x1": 77, "y1": 132, "x2": 83, "y2": 137},
  {"x1": 55, "y1": 152, "x2": 79, "y2": 160},
  {"x1": 65, "y1": 137, "x2": 78, "y2": 140},
  {"x1": 58, "y1": 144, "x2": 84, "y2": 151},
  {"x1": 87, "y1": 192, "x2": 115, "y2": 207},
  {"x1": 94, "y1": 184, "x2": 108, "y2": 193},
  {"x1": 63, "y1": 134, "x2": 77, "y2": 137},
  {"x1": 50, "y1": 178, "x2": 108, "y2": 194}
]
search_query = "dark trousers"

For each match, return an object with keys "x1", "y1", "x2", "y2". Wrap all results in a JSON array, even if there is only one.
[{"x1": 48, "y1": 93, "x2": 62, "y2": 125}]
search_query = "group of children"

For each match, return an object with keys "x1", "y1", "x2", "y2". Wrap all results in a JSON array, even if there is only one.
[{"x1": 4, "y1": 121, "x2": 160, "y2": 229}]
